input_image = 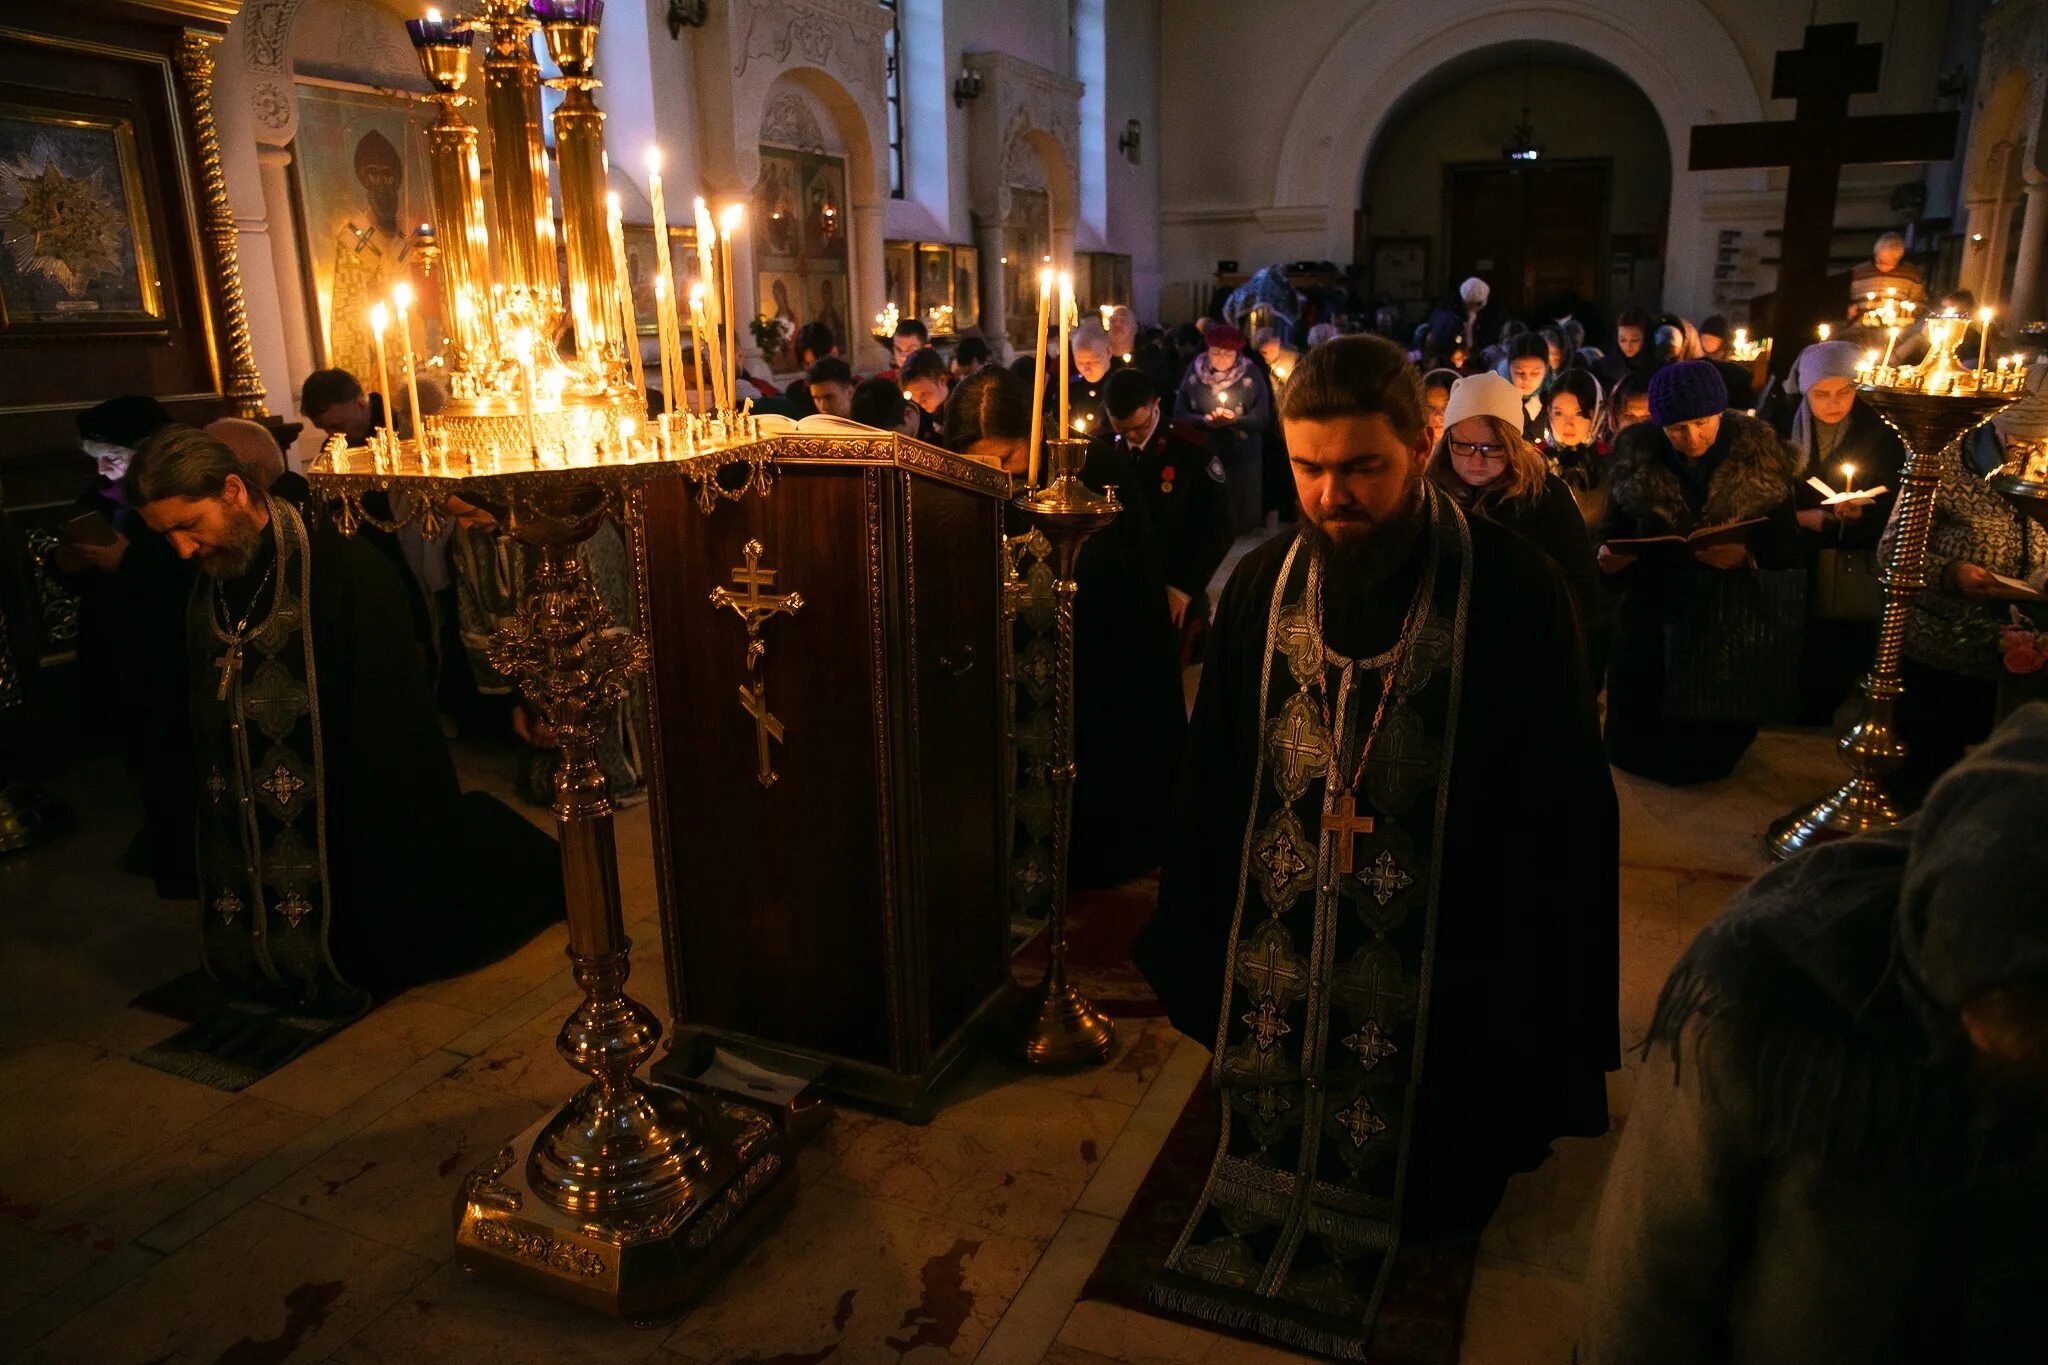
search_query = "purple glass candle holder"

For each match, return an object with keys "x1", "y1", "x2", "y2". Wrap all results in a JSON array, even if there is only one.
[
  {"x1": 531, "y1": 0, "x2": 604, "y2": 25},
  {"x1": 405, "y1": 12, "x2": 468, "y2": 49}
]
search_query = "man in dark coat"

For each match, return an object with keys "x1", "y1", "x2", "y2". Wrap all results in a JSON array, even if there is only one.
[
  {"x1": 1104, "y1": 368, "x2": 1231, "y2": 635},
  {"x1": 1583, "y1": 703, "x2": 2048, "y2": 1364},
  {"x1": 51, "y1": 396, "x2": 197, "y2": 896},
  {"x1": 1133, "y1": 337, "x2": 1618, "y2": 1357},
  {"x1": 127, "y1": 425, "x2": 562, "y2": 1009},
  {"x1": 1597, "y1": 361, "x2": 1803, "y2": 784}
]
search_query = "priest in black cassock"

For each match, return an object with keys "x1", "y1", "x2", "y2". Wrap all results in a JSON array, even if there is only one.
[
  {"x1": 1133, "y1": 336, "x2": 1618, "y2": 1358},
  {"x1": 127, "y1": 425, "x2": 563, "y2": 1014}
]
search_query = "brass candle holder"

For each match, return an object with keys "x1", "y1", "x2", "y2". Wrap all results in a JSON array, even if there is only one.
[
  {"x1": 1011, "y1": 437, "x2": 1117, "y2": 1069},
  {"x1": 1768, "y1": 317, "x2": 2025, "y2": 859}
]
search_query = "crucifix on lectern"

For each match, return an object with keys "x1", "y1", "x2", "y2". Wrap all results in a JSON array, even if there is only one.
[
  {"x1": 711, "y1": 538, "x2": 803, "y2": 786},
  {"x1": 1687, "y1": 23, "x2": 1958, "y2": 376}
]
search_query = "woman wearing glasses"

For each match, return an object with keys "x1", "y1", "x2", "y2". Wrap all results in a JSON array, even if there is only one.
[{"x1": 1428, "y1": 372, "x2": 1607, "y2": 680}]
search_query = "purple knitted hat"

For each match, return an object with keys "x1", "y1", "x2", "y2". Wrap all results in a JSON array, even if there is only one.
[{"x1": 1648, "y1": 359, "x2": 1728, "y2": 427}]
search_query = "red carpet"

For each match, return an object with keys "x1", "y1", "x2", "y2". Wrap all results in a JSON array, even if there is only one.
[
  {"x1": 1011, "y1": 875, "x2": 1164, "y2": 1017},
  {"x1": 1081, "y1": 1073, "x2": 1479, "y2": 1364}
]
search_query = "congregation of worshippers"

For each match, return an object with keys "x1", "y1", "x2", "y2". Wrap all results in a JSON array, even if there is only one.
[{"x1": 8, "y1": 3, "x2": 2048, "y2": 1359}]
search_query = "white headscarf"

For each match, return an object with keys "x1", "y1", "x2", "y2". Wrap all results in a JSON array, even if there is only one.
[{"x1": 1789, "y1": 340, "x2": 1866, "y2": 461}]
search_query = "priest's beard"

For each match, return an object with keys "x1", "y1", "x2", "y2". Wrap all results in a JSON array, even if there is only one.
[
  {"x1": 200, "y1": 504, "x2": 268, "y2": 580},
  {"x1": 1297, "y1": 470, "x2": 1427, "y2": 588}
]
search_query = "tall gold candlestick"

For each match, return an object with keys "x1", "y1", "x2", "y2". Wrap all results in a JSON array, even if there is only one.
[
  {"x1": 1027, "y1": 266, "x2": 1051, "y2": 486},
  {"x1": 719, "y1": 203, "x2": 743, "y2": 416},
  {"x1": 393, "y1": 282, "x2": 424, "y2": 446},
  {"x1": 369, "y1": 302, "x2": 395, "y2": 440},
  {"x1": 607, "y1": 193, "x2": 644, "y2": 403},
  {"x1": 694, "y1": 197, "x2": 726, "y2": 414}
]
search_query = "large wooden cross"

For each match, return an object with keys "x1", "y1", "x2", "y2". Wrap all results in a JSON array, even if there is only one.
[{"x1": 1688, "y1": 23, "x2": 1958, "y2": 377}]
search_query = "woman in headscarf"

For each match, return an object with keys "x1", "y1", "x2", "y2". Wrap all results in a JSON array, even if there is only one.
[
  {"x1": 1599, "y1": 306, "x2": 1656, "y2": 390},
  {"x1": 1782, "y1": 340, "x2": 1907, "y2": 721},
  {"x1": 1173, "y1": 323, "x2": 1272, "y2": 534},
  {"x1": 1883, "y1": 361, "x2": 2048, "y2": 807},
  {"x1": 1499, "y1": 332, "x2": 1554, "y2": 441},
  {"x1": 1428, "y1": 372, "x2": 1607, "y2": 679},
  {"x1": 1544, "y1": 367, "x2": 1611, "y2": 528}
]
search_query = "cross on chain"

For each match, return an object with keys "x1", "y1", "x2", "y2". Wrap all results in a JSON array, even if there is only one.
[
  {"x1": 215, "y1": 646, "x2": 241, "y2": 702},
  {"x1": 738, "y1": 679, "x2": 785, "y2": 788},
  {"x1": 1324, "y1": 793, "x2": 1375, "y2": 874}
]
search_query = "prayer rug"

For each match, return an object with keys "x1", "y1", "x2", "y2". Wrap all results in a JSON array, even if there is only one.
[
  {"x1": 1081, "y1": 1073, "x2": 1478, "y2": 1365},
  {"x1": 1011, "y1": 875, "x2": 1164, "y2": 1018},
  {"x1": 130, "y1": 973, "x2": 366, "y2": 1092}
]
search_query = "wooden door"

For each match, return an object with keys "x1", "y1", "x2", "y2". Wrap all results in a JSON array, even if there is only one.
[{"x1": 1445, "y1": 161, "x2": 1610, "y2": 315}]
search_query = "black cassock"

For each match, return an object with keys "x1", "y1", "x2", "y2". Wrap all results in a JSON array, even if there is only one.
[
  {"x1": 1134, "y1": 514, "x2": 1619, "y2": 1237},
  {"x1": 194, "y1": 503, "x2": 562, "y2": 1005}
]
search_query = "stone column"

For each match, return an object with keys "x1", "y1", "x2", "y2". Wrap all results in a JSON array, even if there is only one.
[
  {"x1": 2007, "y1": 175, "x2": 2048, "y2": 326},
  {"x1": 973, "y1": 212, "x2": 1007, "y2": 364},
  {"x1": 257, "y1": 145, "x2": 317, "y2": 408},
  {"x1": 853, "y1": 199, "x2": 889, "y2": 370}
]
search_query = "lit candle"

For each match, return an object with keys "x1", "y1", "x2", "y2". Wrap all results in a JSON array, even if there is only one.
[
  {"x1": 1977, "y1": 305, "x2": 1993, "y2": 372},
  {"x1": 1027, "y1": 266, "x2": 1051, "y2": 486},
  {"x1": 719, "y1": 203, "x2": 743, "y2": 416},
  {"x1": 368, "y1": 302, "x2": 395, "y2": 440},
  {"x1": 515, "y1": 326, "x2": 540, "y2": 458},
  {"x1": 646, "y1": 150, "x2": 685, "y2": 413},
  {"x1": 1841, "y1": 462, "x2": 1856, "y2": 494},
  {"x1": 392, "y1": 283, "x2": 424, "y2": 450},
  {"x1": 607, "y1": 192, "x2": 645, "y2": 403},
  {"x1": 1057, "y1": 269, "x2": 1074, "y2": 443},
  {"x1": 688, "y1": 283, "x2": 709, "y2": 422},
  {"x1": 1099, "y1": 303, "x2": 1113, "y2": 329},
  {"x1": 1882, "y1": 326, "x2": 1899, "y2": 368},
  {"x1": 652, "y1": 272, "x2": 676, "y2": 416},
  {"x1": 1817, "y1": 323, "x2": 1830, "y2": 342},
  {"x1": 1734, "y1": 327, "x2": 1747, "y2": 351},
  {"x1": 693, "y1": 197, "x2": 726, "y2": 414}
]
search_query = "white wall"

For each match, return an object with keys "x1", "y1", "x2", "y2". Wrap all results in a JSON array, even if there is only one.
[
  {"x1": 1156, "y1": 0, "x2": 1956, "y2": 322},
  {"x1": 1104, "y1": 0, "x2": 1162, "y2": 315}
]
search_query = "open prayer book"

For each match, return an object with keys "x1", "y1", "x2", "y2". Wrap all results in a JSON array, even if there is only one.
[
  {"x1": 1604, "y1": 517, "x2": 1766, "y2": 556},
  {"x1": 1988, "y1": 571, "x2": 2046, "y2": 601},
  {"x1": 752, "y1": 412, "x2": 881, "y2": 436},
  {"x1": 1806, "y1": 476, "x2": 1890, "y2": 506}
]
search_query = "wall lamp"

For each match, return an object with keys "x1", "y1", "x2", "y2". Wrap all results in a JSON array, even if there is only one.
[
  {"x1": 953, "y1": 64, "x2": 983, "y2": 107},
  {"x1": 1118, "y1": 118, "x2": 1142, "y2": 164}
]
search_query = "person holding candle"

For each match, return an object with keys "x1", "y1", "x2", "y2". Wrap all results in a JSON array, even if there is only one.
[
  {"x1": 1058, "y1": 319, "x2": 1119, "y2": 443},
  {"x1": 1779, "y1": 340, "x2": 1907, "y2": 722},
  {"x1": 1597, "y1": 360, "x2": 1805, "y2": 783},
  {"x1": 1173, "y1": 324, "x2": 1272, "y2": 535},
  {"x1": 1846, "y1": 230, "x2": 1927, "y2": 321},
  {"x1": 898, "y1": 346, "x2": 951, "y2": 444},
  {"x1": 1543, "y1": 367, "x2": 1612, "y2": 528},
  {"x1": 1883, "y1": 362, "x2": 2048, "y2": 808}
]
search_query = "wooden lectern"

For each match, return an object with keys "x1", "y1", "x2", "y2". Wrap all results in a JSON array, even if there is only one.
[{"x1": 639, "y1": 433, "x2": 1015, "y2": 1119}]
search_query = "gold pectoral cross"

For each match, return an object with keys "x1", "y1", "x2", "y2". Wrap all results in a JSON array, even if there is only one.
[
  {"x1": 215, "y1": 645, "x2": 241, "y2": 702},
  {"x1": 1325, "y1": 792, "x2": 1375, "y2": 874},
  {"x1": 738, "y1": 679, "x2": 785, "y2": 787}
]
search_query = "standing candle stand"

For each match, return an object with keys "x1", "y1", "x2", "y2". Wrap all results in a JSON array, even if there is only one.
[
  {"x1": 1767, "y1": 313, "x2": 2026, "y2": 860},
  {"x1": 303, "y1": 0, "x2": 787, "y2": 1317},
  {"x1": 1012, "y1": 437, "x2": 1118, "y2": 1068}
]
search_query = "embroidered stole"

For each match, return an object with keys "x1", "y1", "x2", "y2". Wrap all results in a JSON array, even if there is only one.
[
  {"x1": 191, "y1": 500, "x2": 361, "y2": 1013},
  {"x1": 1152, "y1": 489, "x2": 1472, "y2": 1359}
]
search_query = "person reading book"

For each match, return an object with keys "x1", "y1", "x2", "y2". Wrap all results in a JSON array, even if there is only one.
[{"x1": 1598, "y1": 360, "x2": 1803, "y2": 784}]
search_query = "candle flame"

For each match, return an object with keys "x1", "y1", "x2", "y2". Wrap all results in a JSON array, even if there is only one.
[
  {"x1": 606, "y1": 191, "x2": 621, "y2": 216},
  {"x1": 1980, "y1": 305, "x2": 1995, "y2": 324},
  {"x1": 426, "y1": 7, "x2": 441, "y2": 22},
  {"x1": 719, "y1": 204, "x2": 743, "y2": 234},
  {"x1": 1817, "y1": 323, "x2": 1830, "y2": 341},
  {"x1": 393, "y1": 281, "x2": 413, "y2": 310},
  {"x1": 1038, "y1": 266, "x2": 1053, "y2": 290},
  {"x1": 369, "y1": 302, "x2": 388, "y2": 333},
  {"x1": 515, "y1": 327, "x2": 535, "y2": 350},
  {"x1": 645, "y1": 146, "x2": 662, "y2": 175}
]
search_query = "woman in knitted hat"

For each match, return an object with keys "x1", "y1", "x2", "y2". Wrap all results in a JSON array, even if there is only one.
[
  {"x1": 1783, "y1": 339, "x2": 1908, "y2": 722},
  {"x1": 1172, "y1": 323, "x2": 1272, "y2": 535},
  {"x1": 1428, "y1": 372, "x2": 1606, "y2": 678},
  {"x1": 1597, "y1": 359, "x2": 1804, "y2": 783},
  {"x1": 1882, "y1": 361, "x2": 2048, "y2": 807}
]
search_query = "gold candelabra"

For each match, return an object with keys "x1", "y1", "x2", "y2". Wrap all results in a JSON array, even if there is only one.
[
  {"x1": 1768, "y1": 314, "x2": 2025, "y2": 859},
  {"x1": 300, "y1": 1, "x2": 791, "y2": 1317},
  {"x1": 1011, "y1": 437, "x2": 1118, "y2": 1068}
]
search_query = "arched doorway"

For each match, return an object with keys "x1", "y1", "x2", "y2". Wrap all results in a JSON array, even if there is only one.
[{"x1": 1359, "y1": 44, "x2": 1670, "y2": 330}]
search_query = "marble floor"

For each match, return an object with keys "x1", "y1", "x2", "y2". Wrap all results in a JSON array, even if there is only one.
[{"x1": 0, "y1": 722, "x2": 1843, "y2": 1365}]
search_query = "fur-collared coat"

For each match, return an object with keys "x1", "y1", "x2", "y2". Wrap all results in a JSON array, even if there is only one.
[{"x1": 1598, "y1": 411, "x2": 1803, "y2": 746}]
